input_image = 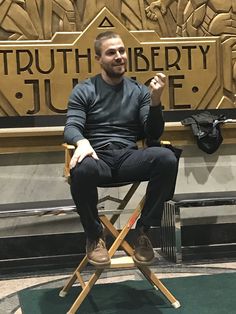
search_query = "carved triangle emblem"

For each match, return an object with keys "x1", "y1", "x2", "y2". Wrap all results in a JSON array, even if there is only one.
[{"x1": 99, "y1": 17, "x2": 114, "y2": 28}]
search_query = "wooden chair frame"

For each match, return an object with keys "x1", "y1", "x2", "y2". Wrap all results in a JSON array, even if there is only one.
[{"x1": 60, "y1": 143, "x2": 181, "y2": 314}]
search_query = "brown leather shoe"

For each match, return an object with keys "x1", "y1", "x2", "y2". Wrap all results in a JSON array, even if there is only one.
[
  {"x1": 133, "y1": 233, "x2": 155, "y2": 265},
  {"x1": 86, "y1": 238, "x2": 111, "y2": 267}
]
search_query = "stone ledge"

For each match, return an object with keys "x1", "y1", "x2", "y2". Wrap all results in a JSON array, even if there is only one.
[{"x1": 0, "y1": 122, "x2": 236, "y2": 153}]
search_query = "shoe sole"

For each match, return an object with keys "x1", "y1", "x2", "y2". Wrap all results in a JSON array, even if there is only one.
[
  {"x1": 132, "y1": 255, "x2": 155, "y2": 266},
  {"x1": 87, "y1": 258, "x2": 111, "y2": 268}
]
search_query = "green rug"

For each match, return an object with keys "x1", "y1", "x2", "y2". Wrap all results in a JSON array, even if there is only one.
[{"x1": 18, "y1": 273, "x2": 236, "y2": 314}]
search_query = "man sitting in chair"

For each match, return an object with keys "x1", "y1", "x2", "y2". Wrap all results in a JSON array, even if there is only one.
[{"x1": 64, "y1": 31, "x2": 178, "y2": 267}]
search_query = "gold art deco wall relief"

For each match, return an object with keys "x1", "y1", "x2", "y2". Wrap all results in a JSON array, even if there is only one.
[{"x1": 0, "y1": 0, "x2": 235, "y2": 116}]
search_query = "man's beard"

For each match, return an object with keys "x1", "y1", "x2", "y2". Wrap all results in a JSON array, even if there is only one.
[{"x1": 102, "y1": 64, "x2": 126, "y2": 78}]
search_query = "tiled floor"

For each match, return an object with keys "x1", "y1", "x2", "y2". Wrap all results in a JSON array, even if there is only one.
[{"x1": 1, "y1": 252, "x2": 236, "y2": 314}]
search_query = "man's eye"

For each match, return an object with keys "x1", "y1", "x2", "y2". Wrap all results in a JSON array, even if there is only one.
[
  {"x1": 119, "y1": 48, "x2": 125, "y2": 54},
  {"x1": 106, "y1": 51, "x2": 116, "y2": 56}
]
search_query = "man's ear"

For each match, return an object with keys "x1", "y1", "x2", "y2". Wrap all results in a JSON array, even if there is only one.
[{"x1": 95, "y1": 55, "x2": 100, "y2": 62}]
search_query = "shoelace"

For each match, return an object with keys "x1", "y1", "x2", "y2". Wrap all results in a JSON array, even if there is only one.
[
  {"x1": 97, "y1": 238, "x2": 106, "y2": 248},
  {"x1": 87, "y1": 238, "x2": 105, "y2": 251}
]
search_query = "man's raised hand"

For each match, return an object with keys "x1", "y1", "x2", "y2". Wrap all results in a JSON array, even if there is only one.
[{"x1": 149, "y1": 73, "x2": 166, "y2": 106}]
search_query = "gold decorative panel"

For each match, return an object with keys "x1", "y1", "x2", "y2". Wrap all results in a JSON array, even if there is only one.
[{"x1": 0, "y1": 1, "x2": 236, "y2": 116}]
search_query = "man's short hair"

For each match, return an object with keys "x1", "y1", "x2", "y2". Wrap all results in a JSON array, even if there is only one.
[{"x1": 94, "y1": 31, "x2": 121, "y2": 56}]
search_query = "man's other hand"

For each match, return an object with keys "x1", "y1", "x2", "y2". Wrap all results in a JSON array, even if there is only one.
[{"x1": 70, "y1": 139, "x2": 99, "y2": 169}]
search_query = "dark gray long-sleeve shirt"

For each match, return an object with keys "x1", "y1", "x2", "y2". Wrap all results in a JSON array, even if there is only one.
[{"x1": 64, "y1": 74, "x2": 165, "y2": 149}]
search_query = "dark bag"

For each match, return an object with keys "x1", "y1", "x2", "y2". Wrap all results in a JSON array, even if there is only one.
[{"x1": 181, "y1": 111, "x2": 226, "y2": 154}]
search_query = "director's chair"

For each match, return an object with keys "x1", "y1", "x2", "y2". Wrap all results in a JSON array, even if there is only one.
[{"x1": 59, "y1": 142, "x2": 181, "y2": 314}]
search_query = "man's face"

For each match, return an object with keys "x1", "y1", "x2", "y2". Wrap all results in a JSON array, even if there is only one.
[{"x1": 96, "y1": 37, "x2": 127, "y2": 78}]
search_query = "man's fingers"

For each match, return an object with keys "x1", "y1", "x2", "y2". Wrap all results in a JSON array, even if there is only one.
[
  {"x1": 150, "y1": 73, "x2": 166, "y2": 89},
  {"x1": 156, "y1": 72, "x2": 166, "y2": 79},
  {"x1": 92, "y1": 151, "x2": 99, "y2": 160},
  {"x1": 70, "y1": 156, "x2": 78, "y2": 169},
  {"x1": 78, "y1": 151, "x2": 99, "y2": 163},
  {"x1": 154, "y1": 73, "x2": 166, "y2": 84},
  {"x1": 70, "y1": 151, "x2": 99, "y2": 169},
  {"x1": 150, "y1": 79, "x2": 161, "y2": 87}
]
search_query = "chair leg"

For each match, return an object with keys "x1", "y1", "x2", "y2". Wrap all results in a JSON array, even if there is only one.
[
  {"x1": 138, "y1": 265, "x2": 180, "y2": 308},
  {"x1": 100, "y1": 209, "x2": 181, "y2": 308},
  {"x1": 60, "y1": 255, "x2": 106, "y2": 314},
  {"x1": 60, "y1": 196, "x2": 180, "y2": 313},
  {"x1": 59, "y1": 255, "x2": 89, "y2": 297},
  {"x1": 65, "y1": 268, "x2": 104, "y2": 314}
]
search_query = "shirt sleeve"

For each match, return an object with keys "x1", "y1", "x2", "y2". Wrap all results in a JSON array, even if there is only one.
[
  {"x1": 139, "y1": 85, "x2": 165, "y2": 140},
  {"x1": 63, "y1": 82, "x2": 91, "y2": 145}
]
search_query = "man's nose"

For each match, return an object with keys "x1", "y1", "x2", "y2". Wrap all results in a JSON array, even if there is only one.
[{"x1": 115, "y1": 51, "x2": 122, "y2": 59}]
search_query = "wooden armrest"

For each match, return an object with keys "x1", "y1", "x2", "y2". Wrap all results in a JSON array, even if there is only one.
[
  {"x1": 62, "y1": 143, "x2": 75, "y2": 179},
  {"x1": 62, "y1": 143, "x2": 76, "y2": 150},
  {"x1": 161, "y1": 140, "x2": 171, "y2": 145}
]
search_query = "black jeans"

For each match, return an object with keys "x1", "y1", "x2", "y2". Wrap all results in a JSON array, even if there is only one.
[{"x1": 70, "y1": 143, "x2": 178, "y2": 240}]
